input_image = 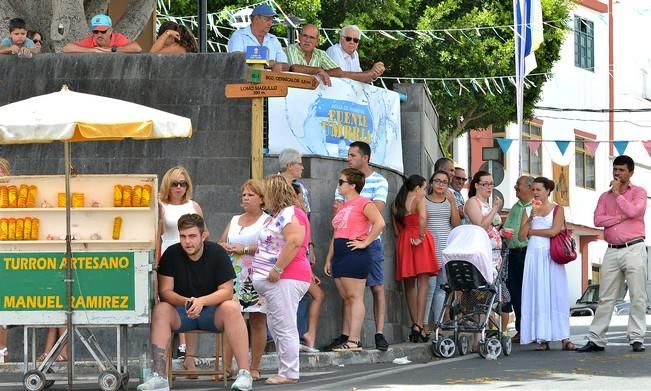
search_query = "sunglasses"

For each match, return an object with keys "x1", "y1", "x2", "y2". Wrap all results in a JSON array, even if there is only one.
[
  {"x1": 171, "y1": 180, "x2": 188, "y2": 188},
  {"x1": 338, "y1": 179, "x2": 349, "y2": 186},
  {"x1": 92, "y1": 30, "x2": 109, "y2": 35},
  {"x1": 454, "y1": 176, "x2": 467, "y2": 182},
  {"x1": 32, "y1": 39, "x2": 41, "y2": 44},
  {"x1": 343, "y1": 36, "x2": 360, "y2": 43}
]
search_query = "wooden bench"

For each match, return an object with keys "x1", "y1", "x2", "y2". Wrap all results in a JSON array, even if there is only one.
[{"x1": 166, "y1": 330, "x2": 227, "y2": 388}]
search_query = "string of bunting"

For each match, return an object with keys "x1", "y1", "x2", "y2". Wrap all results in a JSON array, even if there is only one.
[{"x1": 476, "y1": 136, "x2": 651, "y2": 157}]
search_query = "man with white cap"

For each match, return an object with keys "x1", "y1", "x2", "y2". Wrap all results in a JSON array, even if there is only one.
[
  {"x1": 228, "y1": 4, "x2": 289, "y2": 72},
  {"x1": 64, "y1": 14, "x2": 142, "y2": 53}
]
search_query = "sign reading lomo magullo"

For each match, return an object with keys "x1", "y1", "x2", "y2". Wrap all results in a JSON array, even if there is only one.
[{"x1": 0, "y1": 252, "x2": 135, "y2": 311}]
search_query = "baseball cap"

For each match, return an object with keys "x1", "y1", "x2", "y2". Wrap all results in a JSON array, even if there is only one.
[
  {"x1": 90, "y1": 14, "x2": 112, "y2": 31},
  {"x1": 251, "y1": 4, "x2": 277, "y2": 17}
]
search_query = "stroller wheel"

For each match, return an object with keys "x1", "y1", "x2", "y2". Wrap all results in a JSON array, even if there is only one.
[
  {"x1": 435, "y1": 337, "x2": 456, "y2": 358},
  {"x1": 501, "y1": 335, "x2": 512, "y2": 356},
  {"x1": 457, "y1": 335, "x2": 469, "y2": 356},
  {"x1": 483, "y1": 337, "x2": 502, "y2": 360}
]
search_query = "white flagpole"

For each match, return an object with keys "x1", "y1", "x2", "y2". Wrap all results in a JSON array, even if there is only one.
[{"x1": 514, "y1": 0, "x2": 527, "y2": 177}]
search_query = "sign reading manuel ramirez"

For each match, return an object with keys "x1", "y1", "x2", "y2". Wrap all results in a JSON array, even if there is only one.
[
  {"x1": 0, "y1": 252, "x2": 135, "y2": 311},
  {"x1": 268, "y1": 78, "x2": 403, "y2": 173}
]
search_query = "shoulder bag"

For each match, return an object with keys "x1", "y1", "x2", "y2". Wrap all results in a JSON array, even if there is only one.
[{"x1": 550, "y1": 205, "x2": 577, "y2": 264}]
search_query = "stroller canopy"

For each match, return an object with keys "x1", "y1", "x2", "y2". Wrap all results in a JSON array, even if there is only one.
[{"x1": 442, "y1": 225, "x2": 495, "y2": 283}]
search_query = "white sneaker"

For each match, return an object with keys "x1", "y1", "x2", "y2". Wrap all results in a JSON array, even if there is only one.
[
  {"x1": 136, "y1": 373, "x2": 170, "y2": 391},
  {"x1": 231, "y1": 369, "x2": 253, "y2": 390}
]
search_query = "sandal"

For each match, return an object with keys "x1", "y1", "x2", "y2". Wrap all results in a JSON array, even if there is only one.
[
  {"x1": 250, "y1": 369, "x2": 261, "y2": 381},
  {"x1": 535, "y1": 342, "x2": 550, "y2": 351},
  {"x1": 562, "y1": 340, "x2": 577, "y2": 351},
  {"x1": 212, "y1": 368, "x2": 233, "y2": 381},
  {"x1": 332, "y1": 340, "x2": 362, "y2": 352},
  {"x1": 264, "y1": 374, "x2": 298, "y2": 385}
]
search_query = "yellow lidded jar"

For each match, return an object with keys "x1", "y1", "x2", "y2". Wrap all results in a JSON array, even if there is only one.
[
  {"x1": 122, "y1": 186, "x2": 132, "y2": 207},
  {"x1": 17, "y1": 185, "x2": 28, "y2": 208},
  {"x1": 0, "y1": 218, "x2": 8, "y2": 240},
  {"x1": 141, "y1": 184, "x2": 152, "y2": 207},
  {"x1": 26, "y1": 185, "x2": 37, "y2": 208},
  {"x1": 8, "y1": 186, "x2": 17, "y2": 207},
  {"x1": 15, "y1": 218, "x2": 24, "y2": 240},
  {"x1": 113, "y1": 185, "x2": 123, "y2": 207},
  {"x1": 23, "y1": 217, "x2": 32, "y2": 240},
  {"x1": 72, "y1": 193, "x2": 85, "y2": 208},
  {"x1": 30, "y1": 217, "x2": 39, "y2": 240},
  {"x1": 0, "y1": 186, "x2": 8, "y2": 208},
  {"x1": 7, "y1": 218, "x2": 15, "y2": 240}
]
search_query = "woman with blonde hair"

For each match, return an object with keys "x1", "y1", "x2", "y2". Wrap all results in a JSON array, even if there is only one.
[
  {"x1": 158, "y1": 165, "x2": 204, "y2": 374},
  {"x1": 217, "y1": 179, "x2": 269, "y2": 381},
  {"x1": 252, "y1": 175, "x2": 312, "y2": 385}
]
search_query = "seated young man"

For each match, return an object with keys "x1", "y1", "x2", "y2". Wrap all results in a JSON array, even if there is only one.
[{"x1": 138, "y1": 213, "x2": 253, "y2": 391}]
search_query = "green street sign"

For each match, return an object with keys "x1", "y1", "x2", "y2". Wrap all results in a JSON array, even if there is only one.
[
  {"x1": 0, "y1": 252, "x2": 135, "y2": 311},
  {"x1": 249, "y1": 68, "x2": 262, "y2": 83}
]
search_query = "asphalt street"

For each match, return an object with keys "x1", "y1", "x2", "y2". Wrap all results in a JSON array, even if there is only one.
[{"x1": 3, "y1": 315, "x2": 650, "y2": 390}]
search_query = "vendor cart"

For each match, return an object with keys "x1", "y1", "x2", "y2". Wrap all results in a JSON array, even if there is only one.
[
  {"x1": 0, "y1": 86, "x2": 192, "y2": 390},
  {"x1": 1, "y1": 174, "x2": 157, "y2": 391}
]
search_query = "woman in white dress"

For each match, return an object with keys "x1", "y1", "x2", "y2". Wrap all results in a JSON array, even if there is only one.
[
  {"x1": 518, "y1": 176, "x2": 576, "y2": 351},
  {"x1": 217, "y1": 179, "x2": 269, "y2": 381},
  {"x1": 157, "y1": 166, "x2": 205, "y2": 372}
]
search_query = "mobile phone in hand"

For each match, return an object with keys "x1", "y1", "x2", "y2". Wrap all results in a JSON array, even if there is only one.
[{"x1": 185, "y1": 299, "x2": 193, "y2": 310}]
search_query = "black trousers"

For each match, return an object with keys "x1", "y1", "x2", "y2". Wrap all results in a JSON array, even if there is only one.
[{"x1": 507, "y1": 247, "x2": 527, "y2": 332}]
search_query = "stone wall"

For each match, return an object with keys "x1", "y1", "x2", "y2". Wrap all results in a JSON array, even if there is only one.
[{"x1": 0, "y1": 53, "x2": 440, "y2": 358}]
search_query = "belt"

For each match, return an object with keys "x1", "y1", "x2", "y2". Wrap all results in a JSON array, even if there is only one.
[
  {"x1": 509, "y1": 247, "x2": 527, "y2": 253},
  {"x1": 608, "y1": 238, "x2": 645, "y2": 249}
]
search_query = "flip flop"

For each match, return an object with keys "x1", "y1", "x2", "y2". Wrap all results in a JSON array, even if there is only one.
[
  {"x1": 212, "y1": 369, "x2": 233, "y2": 381},
  {"x1": 264, "y1": 375, "x2": 298, "y2": 385},
  {"x1": 250, "y1": 369, "x2": 261, "y2": 381}
]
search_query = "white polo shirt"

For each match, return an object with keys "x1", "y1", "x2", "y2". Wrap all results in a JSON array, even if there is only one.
[{"x1": 325, "y1": 43, "x2": 362, "y2": 72}]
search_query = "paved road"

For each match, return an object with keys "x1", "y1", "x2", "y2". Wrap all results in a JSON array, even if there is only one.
[{"x1": 4, "y1": 315, "x2": 651, "y2": 390}]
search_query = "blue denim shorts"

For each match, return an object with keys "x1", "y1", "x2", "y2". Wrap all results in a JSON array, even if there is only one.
[
  {"x1": 174, "y1": 305, "x2": 219, "y2": 332},
  {"x1": 366, "y1": 239, "x2": 385, "y2": 287}
]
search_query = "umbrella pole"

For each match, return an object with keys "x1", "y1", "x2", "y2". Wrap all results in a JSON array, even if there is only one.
[{"x1": 64, "y1": 140, "x2": 73, "y2": 388}]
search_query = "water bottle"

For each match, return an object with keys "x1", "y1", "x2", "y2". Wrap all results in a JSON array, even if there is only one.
[
  {"x1": 139, "y1": 344, "x2": 152, "y2": 381},
  {"x1": 338, "y1": 136, "x2": 348, "y2": 158}
]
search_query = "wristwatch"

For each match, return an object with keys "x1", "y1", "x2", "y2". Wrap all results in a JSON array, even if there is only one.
[{"x1": 111, "y1": 46, "x2": 117, "y2": 53}]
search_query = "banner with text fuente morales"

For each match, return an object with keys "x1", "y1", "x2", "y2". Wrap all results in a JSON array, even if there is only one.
[
  {"x1": 0, "y1": 252, "x2": 135, "y2": 312},
  {"x1": 268, "y1": 78, "x2": 403, "y2": 173}
]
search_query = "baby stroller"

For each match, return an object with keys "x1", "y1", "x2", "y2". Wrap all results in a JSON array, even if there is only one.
[{"x1": 430, "y1": 225, "x2": 512, "y2": 359}]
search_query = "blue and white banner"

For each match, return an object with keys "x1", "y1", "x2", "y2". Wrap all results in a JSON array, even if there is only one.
[{"x1": 268, "y1": 77, "x2": 403, "y2": 173}]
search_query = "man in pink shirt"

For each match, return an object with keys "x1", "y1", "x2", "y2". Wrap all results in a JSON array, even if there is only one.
[
  {"x1": 63, "y1": 14, "x2": 141, "y2": 53},
  {"x1": 578, "y1": 155, "x2": 648, "y2": 353}
]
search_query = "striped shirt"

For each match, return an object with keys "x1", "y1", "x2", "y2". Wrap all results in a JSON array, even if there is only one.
[
  {"x1": 425, "y1": 196, "x2": 453, "y2": 268},
  {"x1": 286, "y1": 43, "x2": 339, "y2": 70}
]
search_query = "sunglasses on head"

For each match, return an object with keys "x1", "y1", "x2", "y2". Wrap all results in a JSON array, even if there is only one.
[
  {"x1": 171, "y1": 180, "x2": 188, "y2": 188},
  {"x1": 343, "y1": 36, "x2": 360, "y2": 43},
  {"x1": 92, "y1": 30, "x2": 109, "y2": 35}
]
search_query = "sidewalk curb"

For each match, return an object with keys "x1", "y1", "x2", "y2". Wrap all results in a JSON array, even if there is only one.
[{"x1": 0, "y1": 342, "x2": 434, "y2": 375}]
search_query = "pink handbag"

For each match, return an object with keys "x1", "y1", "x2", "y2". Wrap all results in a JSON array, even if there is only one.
[{"x1": 550, "y1": 205, "x2": 577, "y2": 264}]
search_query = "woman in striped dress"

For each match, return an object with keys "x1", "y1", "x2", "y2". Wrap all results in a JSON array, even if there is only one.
[{"x1": 424, "y1": 170, "x2": 460, "y2": 329}]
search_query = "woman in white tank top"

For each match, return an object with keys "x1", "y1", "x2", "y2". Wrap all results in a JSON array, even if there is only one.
[{"x1": 157, "y1": 166, "x2": 204, "y2": 374}]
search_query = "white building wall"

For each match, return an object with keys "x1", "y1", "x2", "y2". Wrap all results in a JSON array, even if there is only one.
[{"x1": 456, "y1": 2, "x2": 651, "y2": 304}]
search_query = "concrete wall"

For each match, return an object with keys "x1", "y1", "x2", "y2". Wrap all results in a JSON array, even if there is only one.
[{"x1": 0, "y1": 55, "x2": 440, "y2": 359}]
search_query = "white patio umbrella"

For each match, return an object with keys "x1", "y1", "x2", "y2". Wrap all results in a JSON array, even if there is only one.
[{"x1": 0, "y1": 85, "x2": 192, "y2": 387}]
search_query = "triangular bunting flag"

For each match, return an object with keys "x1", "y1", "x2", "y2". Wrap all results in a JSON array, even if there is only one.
[
  {"x1": 643, "y1": 141, "x2": 651, "y2": 156},
  {"x1": 584, "y1": 140, "x2": 599, "y2": 156},
  {"x1": 555, "y1": 140, "x2": 570, "y2": 155},
  {"x1": 613, "y1": 141, "x2": 628, "y2": 156},
  {"x1": 496, "y1": 138, "x2": 513, "y2": 154},
  {"x1": 527, "y1": 140, "x2": 541, "y2": 156}
]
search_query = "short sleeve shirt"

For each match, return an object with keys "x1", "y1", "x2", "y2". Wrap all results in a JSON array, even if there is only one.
[
  {"x1": 227, "y1": 26, "x2": 288, "y2": 63},
  {"x1": 325, "y1": 43, "x2": 362, "y2": 72},
  {"x1": 332, "y1": 196, "x2": 372, "y2": 240},
  {"x1": 158, "y1": 241, "x2": 235, "y2": 298},
  {"x1": 73, "y1": 32, "x2": 131, "y2": 48},
  {"x1": 252, "y1": 206, "x2": 312, "y2": 283},
  {"x1": 285, "y1": 43, "x2": 339, "y2": 70},
  {"x1": 1, "y1": 37, "x2": 35, "y2": 49}
]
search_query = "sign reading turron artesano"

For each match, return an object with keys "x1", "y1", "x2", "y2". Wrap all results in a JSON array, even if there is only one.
[{"x1": 0, "y1": 252, "x2": 135, "y2": 311}]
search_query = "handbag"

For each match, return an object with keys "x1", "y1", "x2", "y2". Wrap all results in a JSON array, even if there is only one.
[{"x1": 550, "y1": 205, "x2": 577, "y2": 264}]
